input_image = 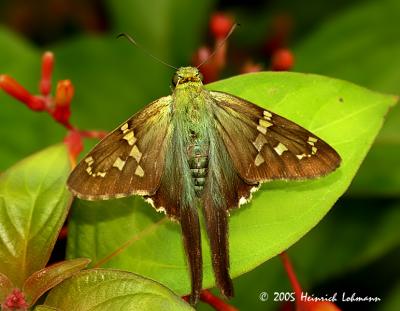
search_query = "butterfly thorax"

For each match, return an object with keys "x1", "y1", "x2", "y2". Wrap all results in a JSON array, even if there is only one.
[{"x1": 172, "y1": 75, "x2": 212, "y2": 199}]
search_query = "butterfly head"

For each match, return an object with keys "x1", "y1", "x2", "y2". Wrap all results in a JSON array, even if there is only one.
[{"x1": 172, "y1": 67, "x2": 204, "y2": 88}]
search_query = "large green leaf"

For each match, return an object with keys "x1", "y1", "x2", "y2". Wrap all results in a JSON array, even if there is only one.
[
  {"x1": 67, "y1": 72, "x2": 397, "y2": 295},
  {"x1": 0, "y1": 144, "x2": 71, "y2": 287},
  {"x1": 294, "y1": 0, "x2": 400, "y2": 196},
  {"x1": 41, "y1": 269, "x2": 193, "y2": 311}
]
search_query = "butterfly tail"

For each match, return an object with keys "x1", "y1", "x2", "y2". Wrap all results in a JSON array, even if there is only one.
[
  {"x1": 180, "y1": 205, "x2": 203, "y2": 305},
  {"x1": 203, "y1": 200, "x2": 234, "y2": 298}
]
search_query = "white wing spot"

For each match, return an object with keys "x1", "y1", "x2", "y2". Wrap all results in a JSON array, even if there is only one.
[
  {"x1": 123, "y1": 131, "x2": 137, "y2": 146},
  {"x1": 257, "y1": 125, "x2": 267, "y2": 135},
  {"x1": 252, "y1": 133, "x2": 267, "y2": 152},
  {"x1": 312, "y1": 146, "x2": 317, "y2": 155},
  {"x1": 254, "y1": 153, "x2": 265, "y2": 166},
  {"x1": 113, "y1": 157, "x2": 126, "y2": 171},
  {"x1": 263, "y1": 111, "x2": 272, "y2": 120},
  {"x1": 120, "y1": 123, "x2": 129, "y2": 133},
  {"x1": 135, "y1": 165, "x2": 145, "y2": 177},
  {"x1": 274, "y1": 143, "x2": 288, "y2": 155},
  {"x1": 239, "y1": 197, "x2": 248, "y2": 205},
  {"x1": 296, "y1": 153, "x2": 307, "y2": 160},
  {"x1": 307, "y1": 137, "x2": 318, "y2": 146},
  {"x1": 84, "y1": 156, "x2": 94, "y2": 164},
  {"x1": 130, "y1": 145, "x2": 142, "y2": 163},
  {"x1": 96, "y1": 171, "x2": 106, "y2": 178},
  {"x1": 259, "y1": 119, "x2": 272, "y2": 128},
  {"x1": 145, "y1": 197, "x2": 155, "y2": 207}
]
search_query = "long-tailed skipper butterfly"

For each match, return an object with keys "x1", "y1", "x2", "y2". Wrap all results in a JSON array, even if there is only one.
[{"x1": 68, "y1": 65, "x2": 341, "y2": 305}]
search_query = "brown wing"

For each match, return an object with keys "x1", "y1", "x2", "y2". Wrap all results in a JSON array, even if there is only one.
[
  {"x1": 210, "y1": 91, "x2": 341, "y2": 183},
  {"x1": 67, "y1": 96, "x2": 172, "y2": 200}
]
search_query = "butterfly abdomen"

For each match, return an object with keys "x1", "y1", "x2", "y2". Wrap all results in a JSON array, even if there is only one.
[{"x1": 188, "y1": 143, "x2": 209, "y2": 196}]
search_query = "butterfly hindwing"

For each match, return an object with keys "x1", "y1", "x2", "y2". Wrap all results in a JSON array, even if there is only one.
[
  {"x1": 210, "y1": 91, "x2": 341, "y2": 183},
  {"x1": 67, "y1": 96, "x2": 172, "y2": 200}
]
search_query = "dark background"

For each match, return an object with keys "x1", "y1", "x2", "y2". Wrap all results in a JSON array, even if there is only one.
[{"x1": 0, "y1": 1, "x2": 399, "y2": 310}]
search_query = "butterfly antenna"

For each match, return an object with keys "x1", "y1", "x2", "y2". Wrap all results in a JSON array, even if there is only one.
[
  {"x1": 197, "y1": 23, "x2": 239, "y2": 69},
  {"x1": 117, "y1": 33, "x2": 178, "y2": 70}
]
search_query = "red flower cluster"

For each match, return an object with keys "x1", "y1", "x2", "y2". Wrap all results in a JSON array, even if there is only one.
[
  {"x1": 0, "y1": 51, "x2": 109, "y2": 167},
  {"x1": 0, "y1": 52, "x2": 74, "y2": 129},
  {"x1": 2, "y1": 288, "x2": 28, "y2": 310},
  {"x1": 192, "y1": 12, "x2": 295, "y2": 83}
]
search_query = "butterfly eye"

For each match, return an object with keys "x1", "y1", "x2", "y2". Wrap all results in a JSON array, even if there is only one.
[
  {"x1": 172, "y1": 74, "x2": 179, "y2": 87},
  {"x1": 198, "y1": 72, "x2": 204, "y2": 81}
]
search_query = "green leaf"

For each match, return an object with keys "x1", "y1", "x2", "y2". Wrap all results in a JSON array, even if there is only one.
[
  {"x1": 294, "y1": 0, "x2": 400, "y2": 196},
  {"x1": 42, "y1": 269, "x2": 193, "y2": 311},
  {"x1": 67, "y1": 72, "x2": 397, "y2": 295},
  {"x1": 23, "y1": 258, "x2": 90, "y2": 307},
  {"x1": 0, "y1": 144, "x2": 71, "y2": 287}
]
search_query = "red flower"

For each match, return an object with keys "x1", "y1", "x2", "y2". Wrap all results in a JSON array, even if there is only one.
[{"x1": 271, "y1": 48, "x2": 295, "y2": 71}]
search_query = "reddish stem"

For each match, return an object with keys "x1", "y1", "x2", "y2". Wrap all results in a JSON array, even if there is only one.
[
  {"x1": 280, "y1": 252, "x2": 302, "y2": 298},
  {"x1": 183, "y1": 290, "x2": 238, "y2": 311},
  {"x1": 200, "y1": 290, "x2": 239, "y2": 311}
]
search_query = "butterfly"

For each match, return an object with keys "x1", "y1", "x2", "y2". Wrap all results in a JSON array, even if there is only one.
[{"x1": 67, "y1": 66, "x2": 341, "y2": 305}]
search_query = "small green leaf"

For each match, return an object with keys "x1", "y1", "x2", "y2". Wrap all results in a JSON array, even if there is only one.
[
  {"x1": 67, "y1": 72, "x2": 397, "y2": 295},
  {"x1": 0, "y1": 144, "x2": 71, "y2": 287},
  {"x1": 42, "y1": 269, "x2": 193, "y2": 311},
  {"x1": 23, "y1": 258, "x2": 90, "y2": 307}
]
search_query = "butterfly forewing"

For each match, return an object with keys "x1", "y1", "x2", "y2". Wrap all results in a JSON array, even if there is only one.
[
  {"x1": 210, "y1": 91, "x2": 341, "y2": 183},
  {"x1": 67, "y1": 96, "x2": 172, "y2": 200}
]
